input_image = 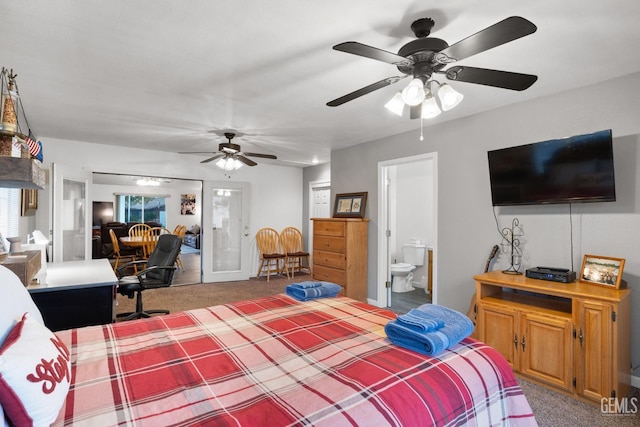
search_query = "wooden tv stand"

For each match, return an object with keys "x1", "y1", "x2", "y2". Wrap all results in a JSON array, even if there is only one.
[{"x1": 474, "y1": 271, "x2": 631, "y2": 403}]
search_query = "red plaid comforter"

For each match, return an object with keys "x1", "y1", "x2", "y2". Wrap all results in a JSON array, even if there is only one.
[{"x1": 53, "y1": 295, "x2": 536, "y2": 426}]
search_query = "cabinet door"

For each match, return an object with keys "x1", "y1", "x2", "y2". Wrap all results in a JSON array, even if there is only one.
[
  {"x1": 575, "y1": 300, "x2": 613, "y2": 401},
  {"x1": 520, "y1": 312, "x2": 573, "y2": 391},
  {"x1": 478, "y1": 303, "x2": 519, "y2": 369}
]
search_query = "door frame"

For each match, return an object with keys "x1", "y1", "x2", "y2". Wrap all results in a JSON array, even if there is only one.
[
  {"x1": 308, "y1": 179, "x2": 331, "y2": 260},
  {"x1": 377, "y1": 152, "x2": 438, "y2": 307},
  {"x1": 201, "y1": 180, "x2": 251, "y2": 282},
  {"x1": 51, "y1": 163, "x2": 93, "y2": 261}
]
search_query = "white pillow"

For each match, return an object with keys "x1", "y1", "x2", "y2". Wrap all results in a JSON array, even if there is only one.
[
  {"x1": 0, "y1": 266, "x2": 44, "y2": 346},
  {"x1": 0, "y1": 313, "x2": 71, "y2": 427}
]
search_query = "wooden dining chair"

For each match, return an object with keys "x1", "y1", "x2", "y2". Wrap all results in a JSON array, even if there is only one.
[
  {"x1": 128, "y1": 223, "x2": 151, "y2": 238},
  {"x1": 280, "y1": 226, "x2": 312, "y2": 277},
  {"x1": 255, "y1": 227, "x2": 288, "y2": 281},
  {"x1": 109, "y1": 229, "x2": 137, "y2": 273},
  {"x1": 144, "y1": 227, "x2": 171, "y2": 259},
  {"x1": 173, "y1": 225, "x2": 188, "y2": 270}
]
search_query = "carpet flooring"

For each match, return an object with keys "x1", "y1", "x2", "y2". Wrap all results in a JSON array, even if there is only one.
[{"x1": 115, "y1": 275, "x2": 639, "y2": 426}]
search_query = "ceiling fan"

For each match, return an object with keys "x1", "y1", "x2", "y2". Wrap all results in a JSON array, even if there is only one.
[
  {"x1": 327, "y1": 16, "x2": 538, "y2": 117},
  {"x1": 179, "y1": 132, "x2": 277, "y2": 167}
]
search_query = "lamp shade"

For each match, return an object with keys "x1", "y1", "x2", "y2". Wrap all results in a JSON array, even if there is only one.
[
  {"x1": 437, "y1": 83, "x2": 464, "y2": 111},
  {"x1": 420, "y1": 95, "x2": 441, "y2": 119},
  {"x1": 401, "y1": 78, "x2": 426, "y2": 106},
  {"x1": 384, "y1": 92, "x2": 405, "y2": 116}
]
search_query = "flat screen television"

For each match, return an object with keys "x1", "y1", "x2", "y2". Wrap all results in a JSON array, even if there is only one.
[
  {"x1": 92, "y1": 201, "x2": 114, "y2": 226},
  {"x1": 487, "y1": 129, "x2": 616, "y2": 206}
]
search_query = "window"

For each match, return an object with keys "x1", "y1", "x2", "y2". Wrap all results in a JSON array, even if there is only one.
[
  {"x1": 0, "y1": 188, "x2": 20, "y2": 251},
  {"x1": 115, "y1": 194, "x2": 166, "y2": 226}
]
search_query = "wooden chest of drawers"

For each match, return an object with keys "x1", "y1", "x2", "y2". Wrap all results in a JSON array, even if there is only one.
[{"x1": 311, "y1": 218, "x2": 368, "y2": 302}]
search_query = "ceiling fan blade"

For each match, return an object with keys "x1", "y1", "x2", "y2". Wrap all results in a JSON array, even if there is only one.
[
  {"x1": 327, "y1": 76, "x2": 407, "y2": 107},
  {"x1": 444, "y1": 66, "x2": 537, "y2": 91},
  {"x1": 333, "y1": 42, "x2": 412, "y2": 66},
  {"x1": 409, "y1": 104, "x2": 421, "y2": 120},
  {"x1": 236, "y1": 155, "x2": 257, "y2": 167},
  {"x1": 244, "y1": 152, "x2": 278, "y2": 159},
  {"x1": 179, "y1": 151, "x2": 219, "y2": 154},
  {"x1": 200, "y1": 153, "x2": 225, "y2": 164},
  {"x1": 439, "y1": 16, "x2": 537, "y2": 62}
]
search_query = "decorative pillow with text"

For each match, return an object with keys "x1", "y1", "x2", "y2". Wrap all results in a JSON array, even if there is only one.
[{"x1": 0, "y1": 313, "x2": 71, "y2": 427}]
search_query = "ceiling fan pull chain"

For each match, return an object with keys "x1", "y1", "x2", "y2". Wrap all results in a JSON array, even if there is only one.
[{"x1": 420, "y1": 119, "x2": 424, "y2": 141}]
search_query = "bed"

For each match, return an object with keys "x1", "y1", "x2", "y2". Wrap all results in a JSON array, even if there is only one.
[
  {"x1": 0, "y1": 266, "x2": 536, "y2": 426},
  {"x1": 54, "y1": 294, "x2": 537, "y2": 426}
]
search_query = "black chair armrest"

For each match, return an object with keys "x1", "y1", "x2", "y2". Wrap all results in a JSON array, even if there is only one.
[{"x1": 116, "y1": 259, "x2": 149, "y2": 278}]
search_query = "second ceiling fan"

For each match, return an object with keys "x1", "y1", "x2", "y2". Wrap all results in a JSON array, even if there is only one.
[
  {"x1": 327, "y1": 16, "x2": 538, "y2": 118},
  {"x1": 179, "y1": 132, "x2": 277, "y2": 167}
]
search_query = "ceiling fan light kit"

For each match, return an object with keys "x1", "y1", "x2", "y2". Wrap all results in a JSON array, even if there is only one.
[
  {"x1": 215, "y1": 157, "x2": 244, "y2": 171},
  {"x1": 401, "y1": 78, "x2": 427, "y2": 106},
  {"x1": 384, "y1": 92, "x2": 405, "y2": 116},
  {"x1": 436, "y1": 83, "x2": 464, "y2": 111},
  {"x1": 329, "y1": 15, "x2": 538, "y2": 122},
  {"x1": 420, "y1": 94, "x2": 441, "y2": 119}
]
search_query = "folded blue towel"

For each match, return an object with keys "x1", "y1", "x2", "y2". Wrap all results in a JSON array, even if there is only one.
[
  {"x1": 285, "y1": 281, "x2": 342, "y2": 301},
  {"x1": 385, "y1": 304, "x2": 474, "y2": 357},
  {"x1": 289, "y1": 281, "x2": 322, "y2": 289},
  {"x1": 397, "y1": 309, "x2": 445, "y2": 332}
]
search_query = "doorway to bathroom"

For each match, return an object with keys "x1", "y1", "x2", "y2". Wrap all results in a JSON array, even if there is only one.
[{"x1": 378, "y1": 152, "x2": 437, "y2": 312}]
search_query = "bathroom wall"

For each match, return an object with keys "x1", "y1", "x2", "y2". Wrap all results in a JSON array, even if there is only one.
[{"x1": 390, "y1": 158, "x2": 435, "y2": 288}]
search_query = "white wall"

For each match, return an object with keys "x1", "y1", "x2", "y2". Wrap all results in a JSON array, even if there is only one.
[
  {"x1": 33, "y1": 137, "x2": 303, "y2": 272},
  {"x1": 330, "y1": 71, "x2": 640, "y2": 374}
]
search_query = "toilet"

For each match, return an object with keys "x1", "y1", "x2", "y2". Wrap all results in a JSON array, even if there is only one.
[{"x1": 390, "y1": 242, "x2": 426, "y2": 293}]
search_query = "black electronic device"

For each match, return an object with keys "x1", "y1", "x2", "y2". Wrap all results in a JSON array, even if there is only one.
[
  {"x1": 525, "y1": 266, "x2": 576, "y2": 283},
  {"x1": 487, "y1": 129, "x2": 616, "y2": 206}
]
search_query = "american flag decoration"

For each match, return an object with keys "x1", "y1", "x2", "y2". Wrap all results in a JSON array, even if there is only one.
[
  {"x1": 35, "y1": 140, "x2": 43, "y2": 162},
  {"x1": 26, "y1": 130, "x2": 40, "y2": 157}
]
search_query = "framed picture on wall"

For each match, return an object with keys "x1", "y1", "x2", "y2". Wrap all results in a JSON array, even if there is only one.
[
  {"x1": 21, "y1": 189, "x2": 38, "y2": 216},
  {"x1": 181, "y1": 194, "x2": 196, "y2": 215},
  {"x1": 579, "y1": 254, "x2": 625, "y2": 289},
  {"x1": 333, "y1": 192, "x2": 367, "y2": 218}
]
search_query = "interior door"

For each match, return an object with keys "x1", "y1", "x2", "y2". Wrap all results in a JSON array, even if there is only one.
[
  {"x1": 201, "y1": 181, "x2": 251, "y2": 282},
  {"x1": 52, "y1": 163, "x2": 92, "y2": 261}
]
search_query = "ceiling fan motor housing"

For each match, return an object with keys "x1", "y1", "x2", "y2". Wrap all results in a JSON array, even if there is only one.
[{"x1": 397, "y1": 38, "x2": 449, "y2": 77}]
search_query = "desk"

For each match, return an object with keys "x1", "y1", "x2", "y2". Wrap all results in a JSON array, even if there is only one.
[{"x1": 28, "y1": 259, "x2": 117, "y2": 331}]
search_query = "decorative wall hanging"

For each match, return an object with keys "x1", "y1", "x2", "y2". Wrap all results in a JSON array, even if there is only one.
[{"x1": 181, "y1": 194, "x2": 196, "y2": 215}]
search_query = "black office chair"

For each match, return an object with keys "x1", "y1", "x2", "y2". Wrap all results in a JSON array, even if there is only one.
[{"x1": 116, "y1": 234, "x2": 182, "y2": 321}]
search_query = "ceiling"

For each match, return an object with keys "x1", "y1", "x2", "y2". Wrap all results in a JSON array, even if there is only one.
[{"x1": 3, "y1": 1, "x2": 640, "y2": 167}]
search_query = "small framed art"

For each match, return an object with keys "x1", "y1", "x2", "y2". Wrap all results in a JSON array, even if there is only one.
[
  {"x1": 333, "y1": 192, "x2": 367, "y2": 218},
  {"x1": 21, "y1": 189, "x2": 38, "y2": 216},
  {"x1": 579, "y1": 254, "x2": 625, "y2": 289}
]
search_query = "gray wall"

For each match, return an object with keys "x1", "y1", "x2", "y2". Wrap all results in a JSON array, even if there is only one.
[{"x1": 329, "y1": 71, "x2": 640, "y2": 373}]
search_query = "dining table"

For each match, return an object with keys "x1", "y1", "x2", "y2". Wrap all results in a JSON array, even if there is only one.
[
  {"x1": 119, "y1": 235, "x2": 159, "y2": 258},
  {"x1": 119, "y1": 235, "x2": 157, "y2": 247}
]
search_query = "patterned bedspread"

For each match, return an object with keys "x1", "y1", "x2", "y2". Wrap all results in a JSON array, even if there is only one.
[{"x1": 53, "y1": 295, "x2": 536, "y2": 426}]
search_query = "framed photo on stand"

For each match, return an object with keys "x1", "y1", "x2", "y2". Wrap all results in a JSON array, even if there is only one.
[
  {"x1": 579, "y1": 254, "x2": 625, "y2": 289},
  {"x1": 333, "y1": 192, "x2": 367, "y2": 218}
]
